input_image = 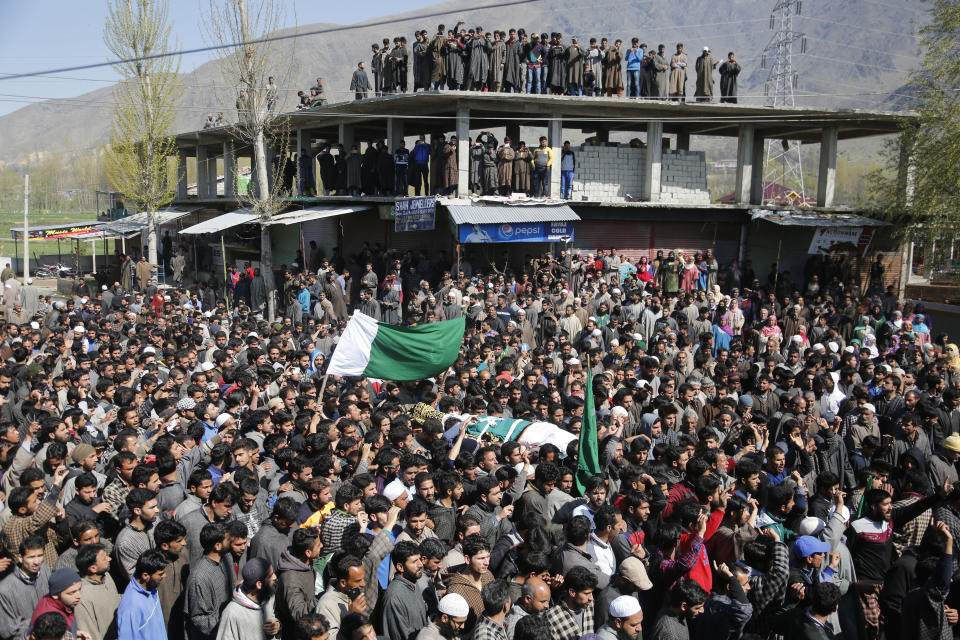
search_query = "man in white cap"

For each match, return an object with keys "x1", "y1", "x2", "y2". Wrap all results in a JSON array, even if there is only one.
[
  {"x1": 597, "y1": 595, "x2": 643, "y2": 640},
  {"x1": 847, "y1": 402, "x2": 880, "y2": 452},
  {"x1": 416, "y1": 592, "x2": 470, "y2": 640},
  {"x1": 19, "y1": 277, "x2": 38, "y2": 318}
]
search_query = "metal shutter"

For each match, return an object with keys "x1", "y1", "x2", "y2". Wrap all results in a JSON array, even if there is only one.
[
  {"x1": 652, "y1": 221, "x2": 741, "y2": 263},
  {"x1": 572, "y1": 221, "x2": 653, "y2": 262}
]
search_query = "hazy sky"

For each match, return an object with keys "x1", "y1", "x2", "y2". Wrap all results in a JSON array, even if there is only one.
[{"x1": 0, "y1": 0, "x2": 439, "y2": 117}]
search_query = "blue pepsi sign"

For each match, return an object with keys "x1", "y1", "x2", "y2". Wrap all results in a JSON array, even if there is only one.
[{"x1": 458, "y1": 221, "x2": 574, "y2": 244}]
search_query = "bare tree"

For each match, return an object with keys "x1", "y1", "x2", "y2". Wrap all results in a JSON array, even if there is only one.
[
  {"x1": 204, "y1": 0, "x2": 294, "y2": 320},
  {"x1": 103, "y1": 0, "x2": 182, "y2": 267}
]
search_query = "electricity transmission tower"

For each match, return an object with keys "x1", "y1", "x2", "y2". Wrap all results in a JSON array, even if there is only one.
[{"x1": 761, "y1": 0, "x2": 808, "y2": 204}]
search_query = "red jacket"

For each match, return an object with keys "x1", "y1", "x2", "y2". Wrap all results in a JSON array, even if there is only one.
[{"x1": 31, "y1": 595, "x2": 77, "y2": 636}]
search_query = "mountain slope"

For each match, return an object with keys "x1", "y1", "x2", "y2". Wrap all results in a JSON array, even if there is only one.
[{"x1": 0, "y1": 0, "x2": 928, "y2": 166}]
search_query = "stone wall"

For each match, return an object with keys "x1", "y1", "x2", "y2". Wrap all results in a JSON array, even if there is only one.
[{"x1": 569, "y1": 144, "x2": 710, "y2": 204}]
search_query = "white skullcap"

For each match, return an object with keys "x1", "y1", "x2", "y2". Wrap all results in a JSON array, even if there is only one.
[
  {"x1": 612, "y1": 406, "x2": 628, "y2": 418},
  {"x1": 102, "y1": 285, "x2": 108, "y2": 291},
  {"x1": 612, "y1": 288, "x2": 621, "y2": 295},
  {"x1": 567, "y1": 357, "x2": 581, "y2": 366},
  {"x1": 73, "y1": 326, "x2": 86, "y2": 333},
  {"x1": 632, "y1": 333, "x2": 643, "y2": 341},
  {"x1": 791, "y1": 335, "x2": 803, "y2": 343},
  {"x1": 844, "y1": 346, "x2": 856, "y2": 354},
  {"x1": 592, "y1": 329, "x2": 602, "y2": 337},
  {"x1": 383, "y1": 481, "x2": 406, "y2": 502},
  {"x1": 142, "y1": 346, "x2": 156, "y2": 355},
  {"x1": 828, "y1": 503, "x2": 851, "y2": 523},
  {"x1": 813, "y1": 343, "x2": 825, "y2": 351},
  {"x1": 610, "y1": 339, "x2": 619, "y2": 347},
  {"x1": 247, "y1": 331, "x2": 259, "y2": 339},
  {"x1": 29, "y1": 321, "x2": 39, "y2": 330},
  {"x1": 609, "y1": 595, "x2": 642, "y2": 619},
  {"x1": 828, "y1": 342, "x2": 839, "y2": 353},
  {"x1": 214, "y1": 413, "x2": 233, "y2": 428},
  {"x1": 201, "y1": 362, "x2": 215, "y2": 372},
  {"x1": 438, "y1": 593, "x2": 470, "y2": 618},
  {"x1": 797, "y1": 516, "x2": 825, "y2": 537},
  {"x1": 862, "y1": 403, "x2": 876, "y2": 414}
]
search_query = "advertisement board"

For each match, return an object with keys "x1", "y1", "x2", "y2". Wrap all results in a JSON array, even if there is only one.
[{"x1": 458, "y1": 221, "x2": 574, "y2": 244}]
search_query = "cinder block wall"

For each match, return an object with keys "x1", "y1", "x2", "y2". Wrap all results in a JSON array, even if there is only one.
[
  {"x1": 656, "y1": 149, "x2": 710, "y2": 204},
  {"x1": 569, "y1": 144, "x2": 709, "y2": 204}
]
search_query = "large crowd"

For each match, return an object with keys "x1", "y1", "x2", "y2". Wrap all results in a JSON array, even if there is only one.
[
  {"x1": 0, "y1": 239, "x2": 954, "y2": 640},
  {"x1": 343, "y1": 26, "x2": 741, "y2": 102}
]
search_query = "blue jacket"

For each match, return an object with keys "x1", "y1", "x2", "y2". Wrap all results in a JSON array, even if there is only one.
[
  {"x1": 298, "y1": 288, "x2": 311, "y2": 314},
  {"x1": 117, "y1": 579, "x2": 167, "y2": 640},
  {"x1": 625, "y1": 48, "x2": 644, "y2": 70},
  {"x1": 411, "y1": 142, "x2": 431, "y2": 165}
]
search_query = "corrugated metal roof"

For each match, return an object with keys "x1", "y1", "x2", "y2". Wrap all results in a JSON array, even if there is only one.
[
  {"x1": 749, "y1": 209, "x2": 888, "y2": 227},
  {"x1": 268, "y1": 205, "x2": 369, "y2": 226},
  {"x1": 180, "y1": 210, "x2": 259, "y2": 234},
  {"x1": 446, "y1": 204, "x2": 580, "y2": 225}
]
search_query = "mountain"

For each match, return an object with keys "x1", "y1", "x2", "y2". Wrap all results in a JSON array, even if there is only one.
[{"x1": 0, "y1": 0, "x2": 929, "y2": 167}]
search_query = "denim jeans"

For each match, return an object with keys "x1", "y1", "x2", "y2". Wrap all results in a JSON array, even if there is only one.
[
  {"x1": 627, "y1": 70, "x2": 641, "y2": 97},
  {"x1": 526, "y1": 66, "x2": 541, "y2": 94},
  {"x1": 561, "y1": 170, "x2": 574, "y2": 199},
  {"x1": 533, "y1": 167, "x2": 548, "y2": 197}
]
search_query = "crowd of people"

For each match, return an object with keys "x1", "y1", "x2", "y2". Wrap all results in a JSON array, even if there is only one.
[
  {"x1": 0, "y1": 236, "x2": 954, "y2": 640},
  {"x1": 348, "y1": 25, "x2": 741, "y2": 103},
  {"x1": 286, "y1": 133, "x2": 576, "y2": 200}
]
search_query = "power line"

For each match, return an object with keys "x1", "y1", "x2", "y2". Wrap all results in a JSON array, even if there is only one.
[{"x1": 0, "y1": 0, "x2": 543, "y2": 81}]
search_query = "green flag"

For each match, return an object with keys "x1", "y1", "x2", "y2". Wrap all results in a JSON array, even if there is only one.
[
  {"x1": 575, "y1": 364, "x2": 601, "y2": 495},
  {"x1": 327, "y1": 312, "x2": 464, "y2": 381}
]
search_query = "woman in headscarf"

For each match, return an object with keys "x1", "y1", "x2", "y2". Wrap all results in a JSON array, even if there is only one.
[
  {"x1": 696, "y1": 252, "x2": 709, "y2": 291},
  {"x1": 863, "y1": 333, "x2": 880, "y2": 359},
  {"x1": 681, "y1": 254, "x2": 699, "y2": 293},
  {"x1": 637, "y1": 256, "x2": 655, "y2": 283},
  {"x1": 912, "y1": 313, "x2": 931, "y2": 348},
  {"x1": 761, "y1": 314, "x2": 782, "y2": 341},
  {"x1": 725, "y1": 298, "x2": 745, "y2": 337}
]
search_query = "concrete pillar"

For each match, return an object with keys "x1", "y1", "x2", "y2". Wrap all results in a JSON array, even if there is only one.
[
  {"x1": 196, "y1": 146, "x2": 209, "y2": 198},
  {"x1": 642, "y1": 121, "x2": 663, "y2": 201},
  {"x1": 176, "y1": 151, "x2": 188, "y2": 200},
  {"x1": 456, "y1": 106, "x2": 470, "y2": 197},
  {"x1": 817, "y1": 126, "x2": 838, "y2": 208},
  {"x1": 750, "y1": 133, "x2": 765, "y2": 204},
  {"x1": 676, "y1": 132, "x2": 690, "y2": 151},
  {"x1": 338, "y1": 123, "x2": 354, "y2": 150},
  {"x1": 223, "y1": 143, "x2": 236, "y2": 199},
  {"x1": 734, "y1": 124, "x2": 755, "y2": 205},
  {"x1": 548, "y1": 114, "x2": 562, "y2": 198},
  {"x1": 209, "y1": 152, "x2": 220, "y2": 197},
  {"x1": 387, "y1": 118, "x2": 404, "y2": 151}
]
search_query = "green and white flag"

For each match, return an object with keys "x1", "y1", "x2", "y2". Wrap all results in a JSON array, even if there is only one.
[{"x1": 327, "y1": 311, "x2": 464, "y2": 381}]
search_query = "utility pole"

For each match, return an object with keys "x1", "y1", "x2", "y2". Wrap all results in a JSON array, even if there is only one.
[
  {"x1": 23, "y1": 174, "x2": 29, "y2": 279},
  {"x1": 761, "y1": 0, "x2": 807, "y2": 204}
]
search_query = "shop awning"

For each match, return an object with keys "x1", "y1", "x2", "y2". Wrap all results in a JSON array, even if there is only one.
[
  {"x1": 267, "y1": 205, "x2": 369, "y2": 226},
  {"x1": 445, "y1": 204, "x2": 580, "y2": 225},
  {"x1": 749, "y1": 209, "x2": 888, "y2": 227},
  {"x1": 94, "y1": 207, "x2": 203, "y2": 236},
  {"x1": 179, "y1": 209, "x2": 260, "y2": 235}
]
